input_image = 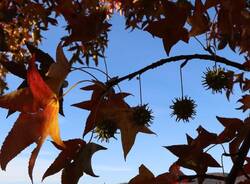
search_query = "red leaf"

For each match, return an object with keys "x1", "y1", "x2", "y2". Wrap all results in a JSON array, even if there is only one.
[{"x1": 27, "y1": 55, "x2": 55, "y2": 107}]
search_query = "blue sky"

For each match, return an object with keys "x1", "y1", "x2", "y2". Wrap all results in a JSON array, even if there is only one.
[{"x1": 0, "y1": 14, "x2": 247, "y2": 184}]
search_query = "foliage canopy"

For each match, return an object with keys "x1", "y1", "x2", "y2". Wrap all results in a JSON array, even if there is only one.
[{"x1": 0, "y1": 0, "x2": 249, "y2": 183}]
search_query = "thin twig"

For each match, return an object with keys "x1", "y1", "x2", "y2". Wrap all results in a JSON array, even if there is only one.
[
  {"x1": 220, "y1": 144, "x2": 227, "y2": 175},
  {"x1": 180, "y1": 67, "x2": 184, "y2": 98},
  {"x1": 103, "y1": 55, "x2": 109, "y2": 82},
  {"x1": 71, "y1": 68, "x2": 99, "y2": 81},
  {"x1": 194, "y1": 36, "x2": 207, "y2": 51},
  {"x1": 204, "y1": 144, "x2": 217, "y2": 153},
  {"x1": 72, "y1": 66, "x2": 122, "y2": 92},
  {"x1": 138, "y1": 75, "x2": 143, "y2": 105}
]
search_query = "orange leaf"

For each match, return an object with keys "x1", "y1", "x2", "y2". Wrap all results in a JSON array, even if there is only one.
[
  {"x1": 0, "y1": 88, "x2": 38, "y2": 113},
  {"x1": 0, "y1": 56, "x2": 65, "y2": 182}
]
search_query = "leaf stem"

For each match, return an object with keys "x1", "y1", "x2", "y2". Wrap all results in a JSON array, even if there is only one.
[
  {"x1": 62, "y1": 80, "x2": 92, "y2": 97},
  {"x1": 180, "y1": 67, "x2": 184, "y2": 98}
]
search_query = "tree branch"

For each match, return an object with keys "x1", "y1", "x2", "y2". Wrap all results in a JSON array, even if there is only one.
[
  {"x1": 226, "y1": 131, "x2": 250, "y2": 184},
  {"x1": 179, "y1": 174, "x2": 226, "y2": 182},
  {"x1": 107, "y1": 54, "x2": 247, "y2": 86}
]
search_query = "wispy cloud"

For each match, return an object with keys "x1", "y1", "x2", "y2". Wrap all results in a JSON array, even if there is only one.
[
  {"x1": 0, "y1": 156, "x2": 60, "y2": 184},
  {"x1": 95, "y1": 165, "x2": 133, "y2": 172},
  {"x1": 0, "y1": 155, "x2": 134, "y2": 184}
]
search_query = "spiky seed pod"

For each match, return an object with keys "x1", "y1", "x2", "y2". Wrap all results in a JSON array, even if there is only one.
[
  {"x1": 202, "y1": 66, "x2": 229, "y2": 93},
  {"x1": 170, "y1": 96, "x2": 197, "y2": 122},
  {"x1": 132, "y1": 104, "x2": 153, "y2": 126},
  {"x1": 94, "y1": 119, "x2": 118, "y2": 142}
]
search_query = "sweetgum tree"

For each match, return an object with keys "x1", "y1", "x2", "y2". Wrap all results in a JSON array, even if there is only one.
[{"x1": 0, "y1": 0, "x2": 249, "y2": 183}]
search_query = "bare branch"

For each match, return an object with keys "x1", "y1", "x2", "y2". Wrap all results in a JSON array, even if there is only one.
[
  {"x1": 107, "y1": 54, "x2": 247, "y2": 87},
  {"x1": 226, "y1": 131, "x2": 250, "y2": 184}
]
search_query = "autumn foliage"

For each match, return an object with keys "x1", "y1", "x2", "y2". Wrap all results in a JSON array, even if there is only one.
[{"x1": 0, "y1": 0, "x2": 249, "y2": 184}]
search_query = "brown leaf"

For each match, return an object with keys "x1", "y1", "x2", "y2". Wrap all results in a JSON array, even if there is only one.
[
  {"x1": 229, "y1": 117, "x2": 250, "y2": 162},
  {"x1": 72, "y1": 81, "x2": 130, "y2": 137},
  {"x1": 186, "y1": 134, "x2": 194, "y2": 145},
  {"x1": 163, "y1": 27, "x2": 189, "y2": 55},
  {"x1": 46, "y1": 42, "x2": 71, "y2": 95},
  {"x1": 165, "y1": 145, "x2": 191, "y2": 158},
  {"x1": 192, "y1": 126, "x2": 217, "y2": 149},
  {"x1": 26, "y1": 42, "x2": 55, "y2": 74},
  {"x1": 61, "y1": 143, "x2": 106, "y2": 184},
  {"x1": 62, "y1": 10, "x2": 110, "y2": 46},
  {"x1": 0, "y1": 56, "x2": 26, "y2": 79},
  {"x1": 216, "y1": 116, "x2": 243, "y2": 143},
  {"x1": 145, "y1": 19, "x2": 189, "y2": 55},
  {"x1": 166, "y1": 144, "x2": 220, "y2": 177},
  {"x1": 237, "y1": 95, "x2": 250, "y2": 112},
  {"x1": 204, "y1": 0, "x2": 220, "y2": 10},
  {"x1": 243, "y1": 60, "x2": 250, "y2": 71},
  {"x1": 111, "y1": 108, "x2": 155, "y2": 159},
  {"x1": 43, "y1": 139, "x2": 85, "y2": 181},
  {"x1": 243, "y1": 79, "x2": 250, "y2": 91},
  {"x1": 128, "y1": 164, "x2": 155, "y2": 184},
  {"x1": 188, "y1": 0, "x2": 210, "y2": 36},
  {"x1": 129, "y1": 163, "x2": 187, "y2": 184}
]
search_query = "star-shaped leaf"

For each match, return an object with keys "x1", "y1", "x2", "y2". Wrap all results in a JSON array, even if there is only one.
[
  {"x1": 43, "y1": 139, "x2": 85, "y2": 180},
  {"x1": 165, "y1": 144, "x2": 220, "y2": 182},
  {"x1": 103, "y1": 107, "x2": 155, "y2": 159},
  {"x1": 0, "y1": 55, "x2": 65, "y2": 182},
  {"x1": 44, "y1": 140, "x2": 106, "y2": 184},
  {"x1": 72, "y1": 81, "x2": 130, "y2": 137},
  {"x1": 216, "y1": 116, "x2": 244, "y2": 143}
]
